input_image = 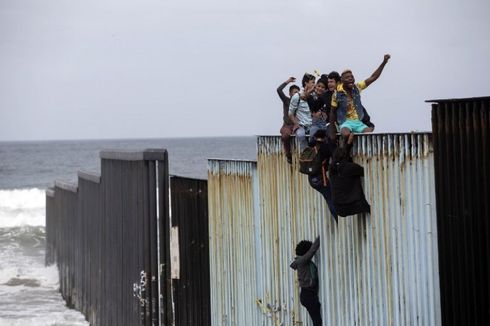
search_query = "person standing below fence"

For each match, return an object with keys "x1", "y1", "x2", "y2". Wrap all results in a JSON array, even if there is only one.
[
  {"x1": 331, "y1": 54, "x2": 391, "y2": 139},
  {"x1": 289, "y1": 73, "x2": 315, "y2": 151},
  {"x1": 277, "y1": 77, "x2": 300, "y2": 164},
  {"x1": 290, "y1": 236, "x2": 322, "y2": 326}
]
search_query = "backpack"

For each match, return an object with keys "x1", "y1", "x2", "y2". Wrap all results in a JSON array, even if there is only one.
[{"x1": 299, "y1": 144, "x2": 324, "y2": 175}]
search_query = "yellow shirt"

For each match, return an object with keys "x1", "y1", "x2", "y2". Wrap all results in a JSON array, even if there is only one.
[{"x1": 331, "y1": 80, "x2": 367, "y2": 120}]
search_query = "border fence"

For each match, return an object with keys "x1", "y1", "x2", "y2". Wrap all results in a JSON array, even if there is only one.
[
  {"x1": 170, "y1": 176, "x2": 211, "y2": 326},
  {"x1": 208, "y1": 133, "x2": 441, "y2": 325},
  {"x1": 46, "y1": 149, "x2": 172, "y2": 326},
  {"x1": 429, "y1": 97, "x2": 490, "y2": 325},
  {"x1": 45, "y1": 96, "x2": 489, "y2": 325}
]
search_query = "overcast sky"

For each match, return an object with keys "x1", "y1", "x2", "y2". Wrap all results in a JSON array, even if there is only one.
[{"x1": 1, "y1": 0, "x2": 489, "y2": 141}]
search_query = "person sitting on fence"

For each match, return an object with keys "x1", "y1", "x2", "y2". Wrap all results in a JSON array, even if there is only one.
[
  {"x1": 329, "y1": 134, "x2": 371, "y2": 217},
  {"x1": 307, "y1": 78, "x2": 329, "y2": 146},
  {"x1": 277, "y1": 77, "x2": 300, "y2": 164},
  {"x1": 289, "y1": 73, "x2": 315, "y2": 151},
  {"x1": 331, "y1": 54, "x2": 391, "y2": 139},
  {"x1": 325, "y1": 71, "x2": 375, "y2": 138},
  {"x1": 305, "y1": 129, "x2": 338, "y2": 222},
  {"x1": 290, "y1": 236, "x2": 322, "y2": 326}
]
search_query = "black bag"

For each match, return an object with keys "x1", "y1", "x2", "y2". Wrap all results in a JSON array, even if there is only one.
[{"x1": 299, "y1": 145, "x2": 323, "y2": 175}]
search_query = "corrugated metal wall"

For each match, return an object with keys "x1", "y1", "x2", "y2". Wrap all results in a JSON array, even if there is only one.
[
  {"x1": 430, "y1": 97, "x2": 490, "y2": 325},
  {"x1": 208, "y1": 160, "x2": 262, "y2": 325},
  {"x1": 208, "y1": 134, "x2": 441, "y2": 325},
  {"x1": 45, "y1": 149, "x2": 170, "y2": 326},
  {"x1": 171, "y1": 176, "x2": 211, "y2": 326}
]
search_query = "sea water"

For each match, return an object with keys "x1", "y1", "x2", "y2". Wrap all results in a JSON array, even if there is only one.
[{"x1": 0, "y1": 137, "x2": 256, "y2": 325}]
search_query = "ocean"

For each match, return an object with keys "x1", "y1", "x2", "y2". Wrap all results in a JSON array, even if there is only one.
[{"x1": 0, "y1": 137, "x2": 256, "y2": 325}]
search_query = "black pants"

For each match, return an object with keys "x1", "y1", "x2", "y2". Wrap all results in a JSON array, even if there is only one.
[
  {"x1": 308, "y1": 175, "x2": 338, "y2": 222},
  {"x1": 300, "y1": 288, "x2": 322, "y2": 326}
]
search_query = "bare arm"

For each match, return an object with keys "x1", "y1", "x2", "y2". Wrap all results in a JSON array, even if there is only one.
[
  {"x1": 277, "y1": 77, "x2": 296, "y2": 103},
  {"x1": 300, "y1": 83, "x2": 315, "y2": 100},
  {"x1": 293, "y1": 237, "x2": 320, "y2": 266},
  {"x1": 365, "y1": 54, "x2": 391, "y2": 87}
]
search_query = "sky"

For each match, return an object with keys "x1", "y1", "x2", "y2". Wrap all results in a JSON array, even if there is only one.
[{"x1": 1, "y1": 0, "x2": 489, "y2": 141}]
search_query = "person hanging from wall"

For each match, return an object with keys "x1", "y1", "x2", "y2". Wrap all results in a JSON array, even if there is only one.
[
  {"x1": 277, "y1": 77, "x2": 300, "y2": 164},
  {"x1": 329, "y1": 134, "x2": 371, "y2": 217},
  {"x1": 331, "y1": 54, "x2": 391, "y2": 141},
  {"x1": 290, "y1": 236, "x2": 322, "y2": 326},
  {"x1": 289, "y1": 73, "x2": 315, "y2": 152},
  {"x1": 301, "y1": 129, "x2": 338, "y2": 221}
]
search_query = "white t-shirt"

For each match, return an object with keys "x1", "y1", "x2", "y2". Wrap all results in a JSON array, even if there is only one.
[{"x1": 288, "y1": 93, "x2": 312, "y2": 127}]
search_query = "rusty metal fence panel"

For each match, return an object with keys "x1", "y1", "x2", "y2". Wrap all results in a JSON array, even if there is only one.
[
  {"x1": 171, "y1": 176, "x2": 211, "y2": 326},
  {"x1": 430, "y1": 97, "x2": 490, "y2": 325},
  {"x1": 208, "y1": 160, "x2": 262, "y2": 325},
  {"x1": 208, "y1": 134, "x2": 441, "y2": 325}
]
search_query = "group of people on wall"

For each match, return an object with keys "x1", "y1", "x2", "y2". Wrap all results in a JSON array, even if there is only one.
[{"x1": 280, "y1": 54, "x2": 391, "y2": 325}]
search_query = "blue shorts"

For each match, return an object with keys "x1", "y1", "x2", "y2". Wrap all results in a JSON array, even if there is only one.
[{"x1": 339, "y1": 119, "x2": 369, "y2": 133}]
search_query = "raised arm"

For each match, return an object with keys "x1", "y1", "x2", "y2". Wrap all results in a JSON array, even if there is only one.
[
  {"x1": 364, "y1": 54, "x2": 391, "y2": 87},
  {"x1": 294, "y1": 236, "x2": 320, "y2": 266},
  {"x1": 277, "y1": 77, "x2": 296, "y2": 103}
]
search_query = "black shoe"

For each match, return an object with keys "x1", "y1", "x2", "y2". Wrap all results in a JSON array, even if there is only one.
[{"x1": 286, "y1": 156, "x2": 292, "y2": 164}]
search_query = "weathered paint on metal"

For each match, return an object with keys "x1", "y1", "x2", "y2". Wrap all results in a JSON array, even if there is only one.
[
  {"x1": 208, "y1": 160, "x2": 261, "y2": 325},
  {"x1": 208, "y1": 133, "x2": 441, "y2": 325},
  {"x1": 430, "y1": 97, "x2": 490, "y2": 325}
]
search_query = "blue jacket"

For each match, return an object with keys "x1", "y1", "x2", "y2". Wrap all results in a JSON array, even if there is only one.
[{"x1": 334, "y1": 84, "x2": 365, "y2": 125}]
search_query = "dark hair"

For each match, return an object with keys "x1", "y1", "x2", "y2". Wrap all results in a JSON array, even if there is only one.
[
  {"x1": 317, "y1": 78, "x2": 328, "y2": 88},
  {"x1": 328, "y1": 71, "x2": 341, "y2": 83},
  {"x1": 302, "y1": 73, "x2": 315, "y2": 87},
  {"x1": 332, "y1": 146, "x2": 350, "y2": 163},
  {"x1": 295, "y1": 240, "x2": 312, "y2": 256},
  {"x1": 289, "y1": 85, "x2": 300, "y2": 93},
  {"x1": 313, "y1": 129, "x2": 327, "y2": 139}
]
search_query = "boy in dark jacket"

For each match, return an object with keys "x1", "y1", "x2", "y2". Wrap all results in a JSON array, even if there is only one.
[
  {"x1": 329, "y1": 134, "x2": 370, "y2": 217},
  {"x1": 307, "y1": 129, "x2": 338, "y2": 221},
  {"x1": 290, "y1": 236, "x2": 322, "y2": 326}
]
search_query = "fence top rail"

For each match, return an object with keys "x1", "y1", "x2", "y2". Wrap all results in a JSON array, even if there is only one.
[
  {"x1": 256, "y1": 131, "x2": 432, "y2": 138},
  {"x1": 170, "y1": 174, "x2": 207, "y2": 182},
  {"x1": 78, "y1": 170, "x2": 101, "y2": 184},
  {"x1": 100, "y1": 148, "x2": 167, "y2": 161},
  {"x1": 208, "y1": 158, "x2": 257, "y2": 163},
  {"x1": 45, "y1": 188, "x2": 55, "y2": 197},
  {"x1": 426, "y1": 96, "x2": 490, "y2": 103},
  {"x1": 54, "y1": 180, "x2": 78, "y2": 193}
]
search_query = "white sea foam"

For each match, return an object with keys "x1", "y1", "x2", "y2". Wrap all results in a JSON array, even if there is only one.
[
  {"x1": 0, "y1": 189, "x2": 87, "y2": 325},
  {"x1": 0, "y1": 188, "x2": 46, "y2": 227}
]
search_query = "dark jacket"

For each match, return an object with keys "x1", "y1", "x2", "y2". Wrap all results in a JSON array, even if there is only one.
[
  {"x1": 307, "y1": 92, "x2": 326, "y2": 114},
  {"x1": 361, "y1": 106, "x2": 375, "y2": 129},
  {"x1": 290, "y1": 237, "x2": 320, "y2": 291},
  {"x1": 329, "y1": 154, "x2": 370, "y2": 217},
  {"x1": 327, "y1": 89, "x2": 375, "y2": 128},
  {"x1": 308, "y1": 141, "x2": 331, "y2": 187}
]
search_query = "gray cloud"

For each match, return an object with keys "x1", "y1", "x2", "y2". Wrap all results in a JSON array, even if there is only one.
[{"x1": 1, "y1": 0, "x2": 489, "y2": 140}]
